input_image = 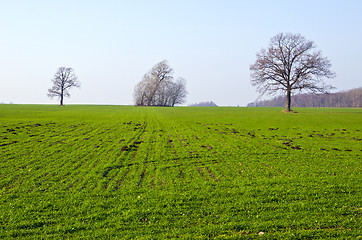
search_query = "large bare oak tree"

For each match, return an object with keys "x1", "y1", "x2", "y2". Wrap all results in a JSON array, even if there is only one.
[
  {"x1": 133, "y1": 60, "x2": 187, "y2": 106},
  {"x1": 250, "y1": 33, "x2": 336, "y2": 112},
  {"x1": 47, "y1": 67, "x2": 80, "y2": 105}
]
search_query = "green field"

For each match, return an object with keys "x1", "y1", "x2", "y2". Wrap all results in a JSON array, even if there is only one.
[{"x1": 0, "y1": 105, "x2": 361, "y2": 239}]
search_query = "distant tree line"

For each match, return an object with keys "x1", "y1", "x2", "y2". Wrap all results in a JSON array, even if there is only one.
[
  {"x1": 188, "y1": 101, "x2": 218, "y2": 107},
  {"x1": 247, "y1": 88, "x2": 362, "y2": 108},
  {"x1": 133, "y1": 60, "x2": 187, "y2": 107}
]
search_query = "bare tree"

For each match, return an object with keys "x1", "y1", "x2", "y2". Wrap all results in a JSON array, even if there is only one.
[
  {"x1": 144, "y1": 60, "x2": 174, "y2": 106},
  {"x1": 133, "y1": 60, "x2": 187, "y2": 106},
  {"x1": 250, "y1": 33, "x2": 336, "y2": 112},
  {"x1": 169, "y1": 78, "x2": 188, "y2": 107},
  {"x1": 133, "y1": 80, "x2": 147, "y2": 106},
  {"x1": 47, "y1": 67, "x2": 80, "y2": 105}
]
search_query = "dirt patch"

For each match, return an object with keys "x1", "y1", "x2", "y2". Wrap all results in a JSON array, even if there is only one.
[
  {"x1": 205, "y1": 167, "x2": 220, "y2": 182},
  {"x1": 282, "y1": 110, "x2": 298, "y2": 113},
  {"x1": 0, "y1": 141, "x2": 18, "y2": 147}
]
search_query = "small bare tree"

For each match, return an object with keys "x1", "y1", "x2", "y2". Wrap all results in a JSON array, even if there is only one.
[
  {"x1": 250, "y1": 33, "x2": 336, "y2": 112},
  {"x1": 47, "y1": 67, "x2": 80, "y2": 105},
  {"x1": 133, "y1": 81, "x2": 147, "y2": 106},
  {"x1": 169, "y1": 78, "x2": 187, "y2": 107}
]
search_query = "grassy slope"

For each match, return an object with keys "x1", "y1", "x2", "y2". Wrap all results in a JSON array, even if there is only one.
[{"x1": 0, "y1": 105, "x2": 361, "y2": 239}]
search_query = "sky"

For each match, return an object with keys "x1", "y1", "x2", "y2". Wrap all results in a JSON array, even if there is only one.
[{"x1": 1, "y1": 0, "x2": 361, "y2": 106}]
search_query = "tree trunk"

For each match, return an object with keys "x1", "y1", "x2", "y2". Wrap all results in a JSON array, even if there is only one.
[
  {"x1": 60, "y1": 89, "x2": 64, "y2": 106},
  {"x1": 285, "y1": 89, "x2": 291, "y2": 112}
]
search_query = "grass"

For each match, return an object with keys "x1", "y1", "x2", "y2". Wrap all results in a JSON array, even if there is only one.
[{"x1": 0, "y1": 105, "x2": 361, "y2": 239}]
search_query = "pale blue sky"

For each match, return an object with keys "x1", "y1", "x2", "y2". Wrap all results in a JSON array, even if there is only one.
[{"x1": 1, "y1": 0, "x2": 361, "y2": 105}]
